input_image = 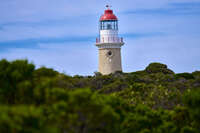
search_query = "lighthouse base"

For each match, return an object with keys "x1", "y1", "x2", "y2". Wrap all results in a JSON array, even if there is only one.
[{"x1": 98, "y1": 48, "x2": 122, "y2": 75}]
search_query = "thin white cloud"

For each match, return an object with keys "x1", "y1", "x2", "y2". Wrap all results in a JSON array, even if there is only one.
[
  {"x1": 0, "y1": 42, "x2": 98, "y2": 75},
  {"x1": 1, "y1": 0, "x2": 199, "y2": 23},
  {"x1": 119, "y1": 13, "x2": 200, "y2": 35},
  {"x1": 0, "y1": 0, "x2": 199, "y2": 42},
  {"x1": 0, "y1": 34, "x2": 199, "y2": 75},
  {"x1": 0, "y1": 20, "x2": 97, "y2": 42},
  {"x1": 1, "y1": 5, "x2": 199, "y2": 42},
  {"x1": 123, "y1": 34, "x2": 200, "y2": 73}
]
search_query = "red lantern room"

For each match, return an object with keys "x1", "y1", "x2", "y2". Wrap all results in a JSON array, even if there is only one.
[
  {"x1": 99, "y1": 5, "x2": 118, "y2": 30},
  {"x1": 100, "y1": 8, "x2": 118, "y2": 21}
]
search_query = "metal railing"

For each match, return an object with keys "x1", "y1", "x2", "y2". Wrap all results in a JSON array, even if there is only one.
[{"x1": 96, "y1": 37, "x2": 123, "y2": 43}]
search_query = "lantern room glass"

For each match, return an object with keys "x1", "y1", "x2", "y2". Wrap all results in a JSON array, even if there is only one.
[{"x1": 100, "y1": 20, "x2": 118, "y2": 30}]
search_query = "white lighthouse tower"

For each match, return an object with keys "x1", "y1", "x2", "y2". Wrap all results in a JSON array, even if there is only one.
[{"x1": 96, "y1": 6, "x2": 124, "y2": 75}]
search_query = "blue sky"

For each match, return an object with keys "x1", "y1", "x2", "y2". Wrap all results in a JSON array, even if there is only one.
[{"x1": 0, "y1": 0, "x2": 200, "y2": 75}]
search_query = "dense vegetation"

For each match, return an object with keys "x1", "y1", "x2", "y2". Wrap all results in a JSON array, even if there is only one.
[{"x1": 0, "y1": 59, "x2": 199, "y2": 133}]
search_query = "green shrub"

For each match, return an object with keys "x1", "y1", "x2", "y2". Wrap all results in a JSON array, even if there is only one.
[
  {"x1": 175, "y1": 73, "x2": 195, "y2": 80},
  {"x1": 145, "y1": 63, "x2": 174, "y2": 74}
]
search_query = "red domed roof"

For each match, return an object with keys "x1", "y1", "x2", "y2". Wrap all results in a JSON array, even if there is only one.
[{"x1": 100, "y1": 9, "x2": 118, "y2": 21}]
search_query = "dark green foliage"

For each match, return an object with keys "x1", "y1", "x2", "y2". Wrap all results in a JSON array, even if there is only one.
[
  {"x1": 183, "y1": 89, "x2": 200, "y2": 128},
  {"x1": 34, "y1": 67, "x2": 58, "y2": 78},
  {"x1": 99, "y1": 80, "x2": 128, "y2": 93},
  {"x1": 121, "y1": 105, "x2": 162, "y2": 133},
  {"x1": 175, "y1": 73, "x2": 195, "y2": 80},
  {"x1": 90, "y1": 74, "x2": 115, "y2": 90},
  {"x1": 0, "y1": 59, "x2": 199, "y2": 133},
  {"x1": 192, "y1": 71, "x2": 200, "y2": 78},
  {"x1": 43, "y1": 89, "x2": 122, "y2": 133},
  {"x1": 0, "y1": 105, "x2": 58, "y2": 133},
  {"x1": 0, "y1": 59, "x2": 35, "y2": 104},
  {"x1": 145, "y1": 62, "x2": 174, "y2": 74}
]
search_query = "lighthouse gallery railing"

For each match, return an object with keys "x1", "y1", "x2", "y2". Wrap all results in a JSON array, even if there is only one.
[{"x1": 96, "y1": 37, "x2": 123, "y2": 43}]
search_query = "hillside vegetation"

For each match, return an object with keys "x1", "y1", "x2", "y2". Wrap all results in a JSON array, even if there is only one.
[{"x1": 0, "y1": 59, "x2": 200, "y2": 133}]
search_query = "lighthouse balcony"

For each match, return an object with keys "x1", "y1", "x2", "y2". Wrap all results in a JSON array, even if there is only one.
[{"x1": 96, "y1": 37, "x2": 124, "y2": 44}]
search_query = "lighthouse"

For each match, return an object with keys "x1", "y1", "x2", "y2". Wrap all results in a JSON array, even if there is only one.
[{"x1": 96, "y1": 5, "x2": 124, "y2": 75}]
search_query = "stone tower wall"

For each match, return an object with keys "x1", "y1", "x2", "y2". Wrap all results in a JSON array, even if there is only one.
[{"x1": 98, "y1": 48, "x2": 122, "y2": 75}]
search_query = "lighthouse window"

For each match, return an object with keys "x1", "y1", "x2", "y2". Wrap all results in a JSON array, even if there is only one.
[
  {"x1": 107, "y1": 51, "x2": 113, "y2": 56},
  {"x1": 100, "y1": 20, "x2": 118, "y2": 30},
  {"x1": 107, "y1": 24, "x2": 112, "y2": 29}
]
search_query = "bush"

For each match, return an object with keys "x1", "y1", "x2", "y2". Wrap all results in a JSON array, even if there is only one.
[
  {"x1": 175, "y1": 73, "x2": 195, "y2": 80},
  {"x1": 145, "y1": 63, "x2": 174, "y2": 74},
  {"x1": 183, "y1": 89, "x2": 200, "y2": 128}
]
